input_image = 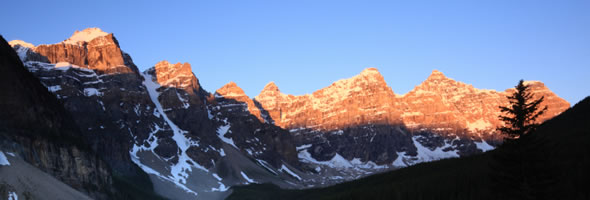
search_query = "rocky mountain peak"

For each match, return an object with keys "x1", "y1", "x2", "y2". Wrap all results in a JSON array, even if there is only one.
[
  {"x1": 359, "y1": 67, "x2": 381, "y2": 77},
  {"x1": 151, "y1": 60, "x2": 201, "y2": 93},
  {"x1": 505, "y1": 80, "x2": 570, "y2": 122},
  {"x1": 8, "y1": 40, "x2": 35, "y2": 49},
  {"x1": 26, "y1": 27, "x2": 139, "y2": 75},
  {"x1": 216, "y1": 81, "x2": 247, "y2": 98},
  {"x1": 355, "y1": 67, "x2": 386, "y2": 84},
  {"x1": 262, "y1": 81, "x2": 280, "y2": 93},
  {"x1": 154, "y1": 60, "x2": 193, "y2": 77},
  {"x1": 318, "y1": 68, "x2": 391, "y2": 96},
  {"x1": 216, "y1": 82, "x2": 265, "y2": 122},
  {"x1": 63, "y1": 27, "x2": 109, "y2": 45},
  {"x1": 410, "y1": 69, "x2": 469, "y2": 94},
  {"x1": 426, "y1": 69, "x2": 449, "y2": 81}
]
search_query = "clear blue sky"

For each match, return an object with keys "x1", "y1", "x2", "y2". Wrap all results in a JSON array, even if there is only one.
[{"x1": 1, "y1": 0, "x2": 589, "y2": 104}]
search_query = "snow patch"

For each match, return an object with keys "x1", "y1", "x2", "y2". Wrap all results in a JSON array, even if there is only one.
[
  {"x1": 11, "y1": 45, "x2": 30, "y2": 62},
  {"x1": 216, "y1": 123, "x2": 238, "y2": 148},
  {"x1": 279, "y1": 165, "x2": 302, "y2": 181},
  {"x1": 211, "y1": 182, "x2": 229, "y2": 192},
  {"x1": 409, "y1": 136, "x2": 459, "y2": 165},
  {"x1": 475, "y1": 140, "x2": 494, "y2": 152},
  {"x1": 299, "y1": 150, "x2": 378, "y2": 169},
  {"x1": 0, "y1": 151, "x2": 10, "y2": 166},
  {"x1": 392, "y1": 152, "x2": 407, "y2": 167},
  {"x1": 9, "y1": 40, "x2": 35, "y2": 48},
  {"x1": 8, "y1": 191, "x2": 18, "y2": 200},
  {"x1": 296, "y1": 144, "x2": 312, "y2": 151},
  {"x1": 47, "y1": 85, "x2": 62, "y2": 92},
  {"x1": 131, "y1": 72, "x2": 205, "y2": 196},
  {"x1": 256, "y1": 159, "x2": 278, "y2": 175},
  {"x1": 64, "y1": 28, "x2": 108, "y2": 45},
  {"x1": 83, "y1": 88, "x2": 102, "y2": 96},
  {"x1": 240, "y1": 171, "x2": 255, "y2": 183}
]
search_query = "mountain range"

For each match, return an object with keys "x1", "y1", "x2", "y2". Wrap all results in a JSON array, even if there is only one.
[{"x1": 0, "y1": 28, "x2": 570, "y2": 200}]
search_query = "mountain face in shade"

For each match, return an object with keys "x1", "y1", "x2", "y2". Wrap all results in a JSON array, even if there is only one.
[
  {"x1": 215, "y1": 81, "x2": 266, "y2": 122},
  {"x1": 5, "y1": 28, "x2": 571, "y2": 200},
  {"x1": 0, "y1": 35, "x2": 114, "y2": 199}
]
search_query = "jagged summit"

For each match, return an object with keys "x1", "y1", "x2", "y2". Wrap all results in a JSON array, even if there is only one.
[
  {"x1": 156, "y1": 60, "x2": 171, "y2": 66},
  {"x1": 359, "y1": 67, "x2": 380, "y2": 76},
  {"x1": 8, "y1": 40, "x2": 35, "y2": 48},
  {"x1": 216, "y1": 81, "x2": 247, "y2": 98},
  {"x1": 426, "y1": 69, "x2": 450, "y2": 81},
  {"x1": 357, "y1": 67, "x2": 385, "y2": 81},
  {"x1": 63, "y1": 28, "x2": 109, "y2": 45},
  {"x1": 216, "y1": 81, "x2": 265, "y2": 121},
  {"x1": 154, "y1": 60, "x2": 193, "y2": 74},
  {"x1": 149, "y1": 60, "x2": 201, "y2": 92},
  {"x1": 24, "y1": 27, "x2": 138, "y2": 74},
  {"x1": 262, "y1": 81, "x2": 280, "y2": 93},
  {"x1": 327, "y1": 67, "x2": 389, "y2": 91}
]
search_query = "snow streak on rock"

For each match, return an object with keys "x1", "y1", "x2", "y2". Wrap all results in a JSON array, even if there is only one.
[{"x1": 129, "y1": 72, "x2": 206, "y2": 196}]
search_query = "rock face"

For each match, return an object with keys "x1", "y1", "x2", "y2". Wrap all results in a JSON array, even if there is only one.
[
  {"x1": 8, "y1": 28, "x2": 304, "y2": 199},
  {"x1": 7, "y1": 29, "x2": 174, "y2": 199},
  {"x1": 255, "y1": 68, "x2": 569, "y2": 184},
  {"x1": 256, "y1": 68, "x2": 401, "y2": 131},
  {"x1": 29, "y1": 28, "x2": 138, "y2": 74},
  {"x1": 257, "y1": 69, "x2": 569, "y2": 137},
  {"x1": 4, "y1": 27, "x2": 571, "y2": 198},
  {"x1": 212, "y1": 82, "x2": 298, "y2": 166},
  {"x1": 215, "y1": 82, "x2": 265, "y2": 122},
  {"x1": 143, "y1": 60, "x2": 222, "y2": 169},
  {"x1": 0, "y1": 35, "x2": 114, "y2": 199},
  {"x1": 399, "y1": 70, "x2": 569, "y2": 137}
]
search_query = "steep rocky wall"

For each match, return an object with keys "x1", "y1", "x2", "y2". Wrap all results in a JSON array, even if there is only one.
[{"x1": 0, "y1": 35, "x2": 114, "y2": 199}]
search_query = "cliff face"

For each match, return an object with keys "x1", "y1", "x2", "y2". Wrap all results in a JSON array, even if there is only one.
[
  {"x1": 252, "y1": 68, "x2": 570, "y2": 178},
  {"x1": 0, "y1": 35, "x2": 113, "y2": 199},
  {"x1": 4, "y1": 27, "x2": 573, "y2": 197},
  {"x1": 11, "y1": 25, "x2": 304, "y2": 197},
  {"x1": 8, "y1": 29, "x2": 171, "y2": 198},
  {"x1": 29, "y1": 28, "x2": 138, "y2": 75},
  {"x1": 215, "y1": 81, "x2": 265, "y2": 122},
  {"x1": 143, "y1": 61, "x2": 222, "y2": 169},
  {"x1": 256, "y1": 69, "x2": 569, "y2": 138},
  {"x1": 212, "y1": 82, "x2": 299, "y2": 166},
  {"x1": 400, "y1": 71, "x2": 569, "y2": 137},
  {"x1": 256, "y1": 68, "x2": 402, "y2": 131}
]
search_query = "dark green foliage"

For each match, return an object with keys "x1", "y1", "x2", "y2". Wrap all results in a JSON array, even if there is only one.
[
  {"x1": 497, "y1": 80, "x2": 547, "y2": 141},
  {"x1": 492, "y1": 79, "x2": 554, "y2": 200},
  {"x1": 227, "y1": 97, "x2": 590, "y2": 200}
]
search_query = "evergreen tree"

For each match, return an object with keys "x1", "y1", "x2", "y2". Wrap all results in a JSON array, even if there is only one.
[
  {"x1": 491, "y1": 79, "x2": 552, "y2": 200},
  {"x1": 497, "y1": 80, "x2": 548, "y2": 142}
]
